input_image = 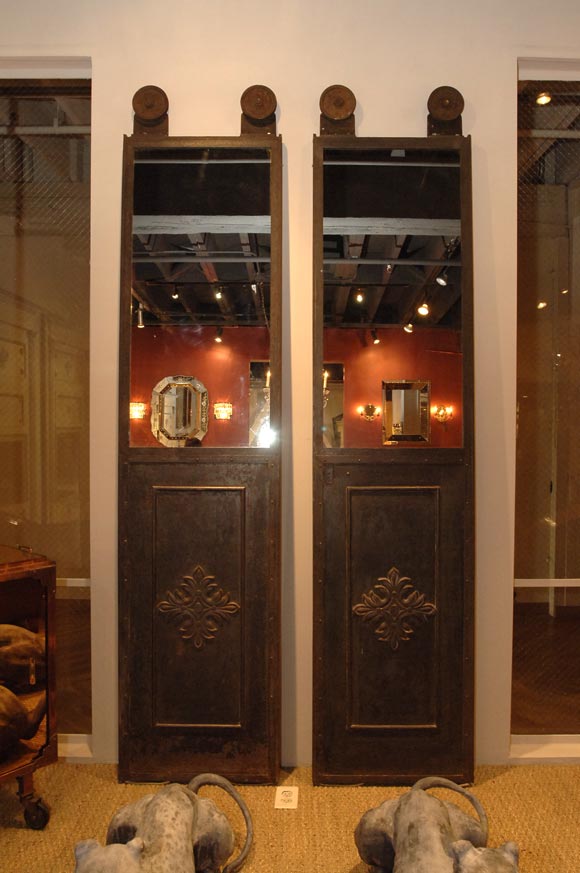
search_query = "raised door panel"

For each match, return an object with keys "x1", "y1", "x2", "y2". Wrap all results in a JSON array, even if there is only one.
[
  {"x1": 315, "y1": 461, "x2": 471, "y2": 783},
  {"x1": 119, "y1": 459, "x2": 279, "y2": 782}
]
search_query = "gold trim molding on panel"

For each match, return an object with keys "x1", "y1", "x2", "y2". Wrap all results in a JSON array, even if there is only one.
[
  {"x1": 352, "y1": 566, "x2": 437, "y2": 650},
  {"x1": 156, "y1": 563, "x2": 241, "y2": 649}
]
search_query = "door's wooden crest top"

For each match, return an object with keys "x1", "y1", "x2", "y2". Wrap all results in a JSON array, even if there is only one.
[
  {"x1": 156, "y1": 564, "x2": 241, "y2": 649},
  {"x1": 352, "y1": 566, "x2": 437, "y2": 650}
]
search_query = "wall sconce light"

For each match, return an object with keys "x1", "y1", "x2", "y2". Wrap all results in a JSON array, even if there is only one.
[
  {"x1": 130, "y1": 401, "x2": 147, "y2": 420},
  {"x1": 215, "y1": 327, "x2": 223, "y2": 343},
  {"x1": 136, "y1": 303, "x2": 145, "y2": 328},
  {"x1": 431, "y1": 404, "x2": 453, "y2": 423},
  {"x1": 357, "y1": 403, "x2": 381, "y2": 421},
  {"x1": 214, "y1": 401, "x2": 233, "y2": 420}
]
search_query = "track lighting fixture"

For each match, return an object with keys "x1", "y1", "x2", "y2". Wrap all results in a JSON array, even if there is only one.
[
  {"x1": 536, "y1": 91, "x2": 552, "y2": 106},
  {"x1": 403, "y1": 323, "x2": 414, "y2": 334},
  {"x1": 355, "y1": 291, "x2": 365, "y2": 303},
  {"x1": 417, "y1": 302, "x2": 429, "y2": 317},
  {"x1": 436, "y1": 271, "x2": 448, "y2": 287},
  {"x1": 371, "y1": 329, "x2": 380, "y2": 345},
  {"x1": 215, "y1": 327, "x2": 223, "y2": 343},
  {"x1": 215, "y1": 288, "x2": 223, "y2": 300}
]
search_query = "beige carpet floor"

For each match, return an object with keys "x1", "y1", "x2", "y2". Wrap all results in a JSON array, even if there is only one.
[{"x1": 1, "y1": 763, "x2": 579, "y2": 872}]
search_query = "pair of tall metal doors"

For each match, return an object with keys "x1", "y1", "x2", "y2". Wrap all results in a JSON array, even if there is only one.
[{"x1": 118, "y1": 85, "x2": 474, "y2": 784}]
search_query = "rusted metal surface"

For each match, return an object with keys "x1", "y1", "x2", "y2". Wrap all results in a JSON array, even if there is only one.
[
  {"x1": 427, "y1": 85, "x2": 464, "y2": 135},
  {"x1": 240, "y1": 85, "x2": 277, "y2": 135},
  {"x1": 312, "y1": 131, "x2": 474, "y2": 784},
  {"x1": 319, "y1": 84, "x2": 356, "y2": 135},
  {"x1": 118, "y1": 115, "x2": 282, "y2": 781},
  {"x1": 132, "y1": 85, "x2": 169, "y2": 136}
]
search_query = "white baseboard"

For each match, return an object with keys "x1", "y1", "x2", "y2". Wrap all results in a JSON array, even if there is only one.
[
  {"x1": 58, "y1": 734, "x2": 94, "y2": 762},
  {"x1": 510, "y1": 734, "x2": 580, "y2": 762}
]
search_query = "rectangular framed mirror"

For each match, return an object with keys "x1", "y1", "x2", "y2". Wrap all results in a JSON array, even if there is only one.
[{"x1": 382, "y1": 379, "x2": 430, "y2": 444}]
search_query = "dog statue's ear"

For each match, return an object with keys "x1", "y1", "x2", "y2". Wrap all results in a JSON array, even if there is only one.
[
  {"x1": 451, "y1": 839, "x2": 473, "y2": 861},
  {"x1": 126, "y1": 837, "x2": 145, "y2": 859},
  {"x1": 501, "y1": 841, "x2": 519, "y2": 863},
  {"x1": 74, "y1": 839, "x2": 101, "y2": 862}
]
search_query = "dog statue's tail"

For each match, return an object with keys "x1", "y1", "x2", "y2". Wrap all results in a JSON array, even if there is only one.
[
  {"x1": 188, "y1": 773, "x2": 253, "y2": 873},
  {"x1": 412, "y1": 776, "x2": 488, "y2": 845}
]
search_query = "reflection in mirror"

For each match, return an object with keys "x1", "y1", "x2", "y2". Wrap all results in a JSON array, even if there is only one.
[
  {"x1": 322, "y1": 145, "x2": 463, "y2": 449},
  {"x1": 129, "y1": 146, "x2": 272, "y2": 448},
  {"x1": 322, "y1": 363, "x2": 344, "y2": 447},
  {"x1": 382, "y1": 380, "x2": 429, "y2": 444},
  {"x1": 249, "y1": 361, "x2": 271, "y2": 447},
  {"x1": 150, "y1": 375, "x2": 208, "y2": 446}
]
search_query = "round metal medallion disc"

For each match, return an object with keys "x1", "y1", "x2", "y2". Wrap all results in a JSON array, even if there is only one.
[
  {"x1": 240, "y1": 85, "x2": 277, "y2": 120},
  {"x1": 319, "y1": 85, "x2": 356, "y2": 121},
  {"x1": 427, "y1": 86, "x2": 464, "y2": 122},
  {"x1": 132, "y1": 86, "x2": 169, "y2": 122}
]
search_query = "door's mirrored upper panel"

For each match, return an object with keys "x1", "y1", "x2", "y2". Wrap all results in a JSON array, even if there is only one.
[
  {"x1": 321, "y1": 146, "x2": 463, "y2": 449},
  {"x1": 129, "y1": 146, "x2": 273, "y2": 448}
]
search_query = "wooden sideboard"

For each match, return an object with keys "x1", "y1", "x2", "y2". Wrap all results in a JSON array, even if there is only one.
[{"x1": 0, "y1": 545, "x2": 56, "y2": 828}]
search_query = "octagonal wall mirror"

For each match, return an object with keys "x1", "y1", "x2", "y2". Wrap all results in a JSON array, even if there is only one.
[{"x1": 150, "y1": 375, "x2": 209, "y2": 446}]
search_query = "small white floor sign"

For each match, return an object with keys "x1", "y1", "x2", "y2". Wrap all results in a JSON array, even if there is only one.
[{"x1": 274, "y1": 785, "x2": 299, "y2": 809}]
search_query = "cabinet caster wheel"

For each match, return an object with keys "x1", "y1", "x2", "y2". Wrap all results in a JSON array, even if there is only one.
[{"x1": 24, "y1": 798, "x2": 50, "y2": 830}]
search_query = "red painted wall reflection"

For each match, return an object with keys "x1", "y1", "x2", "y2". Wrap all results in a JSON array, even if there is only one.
[
  {"x1": 130, "y1": 325, "x2": 269, "y2": 447},
  {"x1": 323, "y1": 327, "x2": 462, "y2": 448}
]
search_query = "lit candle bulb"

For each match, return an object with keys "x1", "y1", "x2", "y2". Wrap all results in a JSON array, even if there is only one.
[
  {"x1": 323, "y1": 370, "x2": 329, "y2": 390},
  {"x1": 266, "y1": 369, "x2": 271, "y2": 388}
]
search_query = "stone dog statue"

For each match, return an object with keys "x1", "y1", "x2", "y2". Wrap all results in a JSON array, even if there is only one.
[
  {"x1": 74, "y1": 773, "x2": 252, "y2": 873},
  {"x1": 355, "y1": 776, "x2": 519, "y2": 873}
]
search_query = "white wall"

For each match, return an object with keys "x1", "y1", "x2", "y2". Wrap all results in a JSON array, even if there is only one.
[{"x1": 2, "y1": 0, "x2": 580, "y2": 767}]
